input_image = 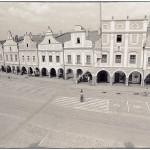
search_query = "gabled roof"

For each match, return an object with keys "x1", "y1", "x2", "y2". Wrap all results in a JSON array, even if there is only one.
[
  {"x1": 86, "y1": 30, "x2": 100, "y2": 43},
  {"x1": 0, "y1": 40, "x2": 6, "y2": 45},
  {"x1": 55, "y1": 32, "x2": 71, "y2": 44}
]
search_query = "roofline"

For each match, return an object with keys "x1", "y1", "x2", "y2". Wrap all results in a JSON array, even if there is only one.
[{"x1": 102, "y1": 19, "x2": 148, "y2": 22}]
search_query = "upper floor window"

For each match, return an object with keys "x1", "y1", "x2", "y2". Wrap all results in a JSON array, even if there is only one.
[
  {"x1": 22, "y1": 56, "x2": 24, "y2": 61},
  {"x1": 42, "y1": 55, "x2": 45, "y2": 62},
  {"x1": 115, "y1": 55, "x2": 121, "y2": 63},
  {"x1": 10, "y1": 47, "x2": 11, "y2": 51},
  {"x1": 27, "y1": 43, "x2": 28, "y2": 48},
  {"x1": 49, "y1": 55, "x2": 52, "y2": 62},
  {"x1": 148, "y1": 57, "x2": 150, "y2": 66},
  {"x1": 27, "y1": 56, "x2": 30, "y2": 62},
  {"x1": 67, "y1": 55, "x2": 71, "y2": 63},
  {"x1": 6, "y1": 55, "x2": 8, "y2": 61},
  {"x1": 10, "y1": 55, "x2": 13, "y2": 62},
  {"x1": 101, "y1": 54, "x2": 107, "y2": 63},
  {"x1": 116, "y1": 35, "x2": 122, "y2": 43},
  {"x1": 76, "y1": 55, "x2": 81, "y2": 64},
  {"x1": 86, "y1": 55, "x2": 91, "y2": 64},
  {"x1": 15, "y1": 55, "x2": 17, "y2": 62},
  {"x1": 56, "y1": 56, "x2": 60, "y2": 63},
  {"x1": 49, "y1": 39, "x2": 51, "y2": 44},
  {"x1": 129, "y1": 55, "x2": 136, "y2": 64},
  {"x1": 77, "y1": 37, "x2": 80, "y2": 44},
  {"x1": 33, "y1": 56, "x2": 35, "y2": 62}
]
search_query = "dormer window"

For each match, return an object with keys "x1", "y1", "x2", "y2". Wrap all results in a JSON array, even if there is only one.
[
  {"x1": 27, "y1": 43, "x2": 28, "y2": 48},
  {"x1": 77, "y1": 38, "x2": 80, "y2": 44},
  {"x1": 49, "y1": 39, "x2": 51, "y2": 44}
]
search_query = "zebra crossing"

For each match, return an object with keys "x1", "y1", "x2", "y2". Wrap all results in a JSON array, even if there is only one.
[{"x1": 52, "y1": 97, "x2": 109, "y2": 113}]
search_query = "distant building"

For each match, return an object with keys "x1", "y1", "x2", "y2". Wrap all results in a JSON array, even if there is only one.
[
  {"x1": 3, "y1": 31, "x2": 19, "y2": 73},
  {"x1": 18, "y1": 32, "x2": 39, "y2": 75},
  {"x1": 0, "y1": 17, "x2": 150, "y2": 87},
  {"x1": 38, "y1": 27, "x2": 64, "y2": 78}
]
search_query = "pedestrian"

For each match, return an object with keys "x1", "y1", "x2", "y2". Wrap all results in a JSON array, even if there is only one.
[{"x1": 80, "y1": 89, "x2": 84, "y2": 102}]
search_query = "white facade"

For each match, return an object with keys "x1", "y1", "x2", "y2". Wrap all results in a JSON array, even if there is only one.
[{"x1": 38, "y1": 27, "x2": 63, "y2": 77}]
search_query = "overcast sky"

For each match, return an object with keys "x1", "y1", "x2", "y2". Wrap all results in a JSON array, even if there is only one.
[{"x1": 0, "y1": 2, "x2": 150, "y2": 40}]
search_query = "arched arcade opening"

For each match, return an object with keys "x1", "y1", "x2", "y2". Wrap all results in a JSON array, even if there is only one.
[
  {"x1": 97, "y1": 70, "x2": 110, "y2": 83},
  {"x1": 113, "y1": 71, "x2": 126, "y2": 84},
  {"x1": 128, "y1": 71, "x2": 141, "y2": 85},
  {"x1": 50, "y1": 68, "x2": 56, "y2": 77}
]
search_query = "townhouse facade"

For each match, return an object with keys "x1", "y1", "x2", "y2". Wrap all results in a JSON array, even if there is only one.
[
  {"x1": 18, "y1": 33, "x2": 39, "y2": 75},
  {"x1": 0, "y1": 17, "x2": 150, "y2": 87},
  {"x1": 3, "y1": 31, "x2": 19, "y2": 73},
  {"x1": 38, "y1": 27, "x2": 64, "y2": 78}
]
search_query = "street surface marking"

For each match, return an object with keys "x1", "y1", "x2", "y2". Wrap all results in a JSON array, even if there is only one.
[
  {"x1": 52, "y1": 97, "x2": 109, "y2": 113},
  {"x1": 146, "y1": 102, "x2": 150, "y2": 113}
]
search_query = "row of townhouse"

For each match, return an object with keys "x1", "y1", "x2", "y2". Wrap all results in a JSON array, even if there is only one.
[{"x1": 0, "y1": 18, "x2": 150, "y2": 87}]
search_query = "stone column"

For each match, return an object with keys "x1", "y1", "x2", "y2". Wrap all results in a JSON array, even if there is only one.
[
  {"x1": 110, "y1": 76, "x2": 113, "y2": 86},
  {"x1": 49, "y1": 72, "x2": 51, "y2": 78},
  {"x1": 64, "y1": 73, "x2": 68, "y2": 80},
  {"x1": 74, "y1": 73, "x2": 78, "y2": 84},
  {"x1": 92, "y1": 76, "x2": 97, "y2": 86},
  {"x1": 125, "y1": 77, "x2": 129, "y2": 86},
  {"x1": 141, "y1": 78, "x2": 145, "y2": 88}
]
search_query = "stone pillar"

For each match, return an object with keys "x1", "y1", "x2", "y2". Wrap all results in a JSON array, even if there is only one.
[
  {"x1": 74, "y1": 73, "x2": 77, "y2": 84},
  {"x1": 40, "y1": 70, "x2": 42, "y2": 77},
  {"x1": 125, "y1": 77, "x2": 129, "y2": 86},
  {"x1": 141, "y1": 78, "x2": 145, "y2": 88},
  {"x1": 49, "y1": 72, "x2": 51, "y2": 78},
  {"x1": 110, "y1": 76, "x2": 113, "y2": 86},
  {"x1": 64, "y1": 73, "x2": 68, "y2": 80},
  {"x1": 92, "y1": 76, "x2": 97, "y2": 86}
]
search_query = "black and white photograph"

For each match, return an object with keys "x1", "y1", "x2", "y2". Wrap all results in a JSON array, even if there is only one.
[{"x1": 0, "y1": 1, "x2": 150, "y2": 148}]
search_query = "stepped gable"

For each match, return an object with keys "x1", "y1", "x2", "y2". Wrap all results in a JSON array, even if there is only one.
[{"x1": 55, "y1": 32, "x2": 71, "y2": 44}]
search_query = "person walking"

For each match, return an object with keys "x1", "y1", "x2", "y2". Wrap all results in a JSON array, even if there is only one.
[{"x1": 80, "y1": 89, "x2": 84, "y2": 102}]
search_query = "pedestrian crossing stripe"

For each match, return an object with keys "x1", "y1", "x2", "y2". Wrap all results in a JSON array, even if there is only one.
[{"x1": 52, "y1": 97, "x2": 109, "y2": 113}]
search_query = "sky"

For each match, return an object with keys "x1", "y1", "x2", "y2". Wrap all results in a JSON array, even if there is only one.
[{"x1": 0, "y1": 1, "x2": 150, "y2": 40}]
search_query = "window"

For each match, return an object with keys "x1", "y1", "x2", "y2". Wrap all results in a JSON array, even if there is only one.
[
  {"x1": 27, "y1": 43, "x2": 28, "y2": 48},
  {"x1": 148, "y1": 57, "x2": 150, "y2": 66},
  {"x1": 49, "y1": 39, "x2": 51, "y2": 44},
  {"x1": 67, "y1": 55, "x2": 71, "y2": 63},
  {"x1": 86, "y1": 55, "x2": 91, "y2": 64},
  {"x1": 130, "y1": 55, "x2": 136, "y2": 64},
  {"x1": 33, "y1": 56, "x2": 35, "y2": 62},
  {"x1": 27, "y1": 56, "x2": 30, "y2": 62},
  {"x1": 56, "y1": 56, "x2": 60, "y2": 63},
  {"x1": 115, "y1": 55, "x2": 121, "y2": 63},
  {"x1": 42, "y1": 55, "x2": 45, "y2": 62},
  {"x1": 76, "y1": 55, "x2": 81, "y2": 64},
  {"x1": 77, "y1": 37, "x2": 80, "y2": 44},
  {"x1": 6, "y1": 55, "x2": 8, "y2": 61},
  {"x1": 15, "y1": 55, "x2": 17, "y2": 62},
  {"x1": 10, "y1": 47, "x2": 11, "y2": 51},
  {"x1": 49, "y1": 55, "x2": 52, "y2": 62},
  {"x1": 116, "y1": 35, "x2": 122, "y2": 43},
  {"x1": 131, "y1": 34, "x2": 138, "y2": 43},
  {"x1": 22, "y1": 56, "x2": 24, "y2": 61},
  {"x1": 101, "y1": 55, "x2": 107, "y2": 63},
  {"x1": 10, "y1": 55, "x2": 13, "y2": 62}
]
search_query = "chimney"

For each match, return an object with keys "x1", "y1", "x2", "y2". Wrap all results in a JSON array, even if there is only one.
[
  {"x1": 86, "y1": 29, "x2": 89, "y2": 37},
  {"x1": 14, "y1": 35, "x2": 18, "y2": 42}
]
